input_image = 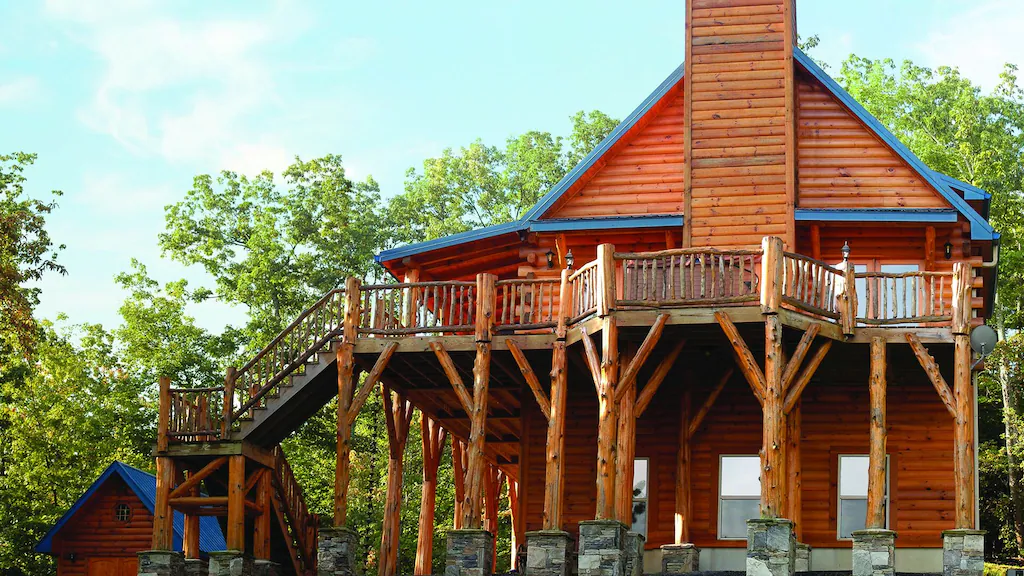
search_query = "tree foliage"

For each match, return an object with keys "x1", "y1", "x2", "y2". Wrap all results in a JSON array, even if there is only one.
[{"x1": 0, "y1": 152, "x2": 65, "y2": 352}]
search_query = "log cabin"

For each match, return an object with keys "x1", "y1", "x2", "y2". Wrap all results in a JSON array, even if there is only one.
[
  {"x1": 35, "y1": 462, "x2": 225, "y2": 576},
  {"x1": 142, "y1": 0, "x2": 1000, "y2": 575}
]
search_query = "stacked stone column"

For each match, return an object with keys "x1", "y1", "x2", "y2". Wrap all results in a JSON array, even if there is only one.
[
  {"x1": 445, "y1": 529, "x2": 494, "y2": 576},
  {"x1": 746, "y1": 519, "x2": 795, "y2": 576},
  {"x1": 318, "y1": 527, "x2": 362, "y2": 576},
  {"x1": 576, "y1": 520, "x2": 628, "y2": 576},
  {"x1": 138, "y1": 551, "x2": 185, "y2": 576},
  {"x1": 942, "y1": 529, "x2": 985, "y2": 576},
  {"x1": 525, "y1": 530, "x2": 573, "y2": 576},
  {"x1": 661, "y1": 543, "x2": 699, "y2": 574},
  {"x1": 852, "y1": 529, "x2": 895, "y2": 576}
]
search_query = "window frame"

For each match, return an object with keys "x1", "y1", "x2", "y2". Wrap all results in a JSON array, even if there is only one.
[
  {"x1": 717, "y1": 454, "x2": 761, "y2": 541},
  {"x1": 631, "y1": 457, "x2": 650, "y2": 538},
  {"x1": 836, "y1": 454, "x2": 890, "y2": 540}
]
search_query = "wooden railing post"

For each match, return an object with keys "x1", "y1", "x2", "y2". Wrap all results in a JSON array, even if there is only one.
[
  {"x1": 157, "y1": 376, "x2": 170, "y2": 452},
  {"x1": 596, "y1": 244, "x2": 616, "y2": 316},
  {"x1": 335, "y1": 277, "x2": 361, "y2": 527},
  {"x1": 760, "y1": 236, "x2": 784, "y2": 314},
  {"x1": 841, "y1": 246, "x2": 857, "y2": 336},
  {"x1": 952, "y1": 262, "x2": 976, "y2": 529},
  {"x1": 222, "y1": 367, "x2": 236, "y2": 439},
  {"x1": 403, "y1": 269, "x2": 420, "y2": 328}
]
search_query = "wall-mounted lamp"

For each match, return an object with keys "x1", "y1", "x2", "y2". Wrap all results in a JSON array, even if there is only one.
[
  {"x1": 944, "y1": 240, "x2": 954, "y2": 260},
  {"x1": 565, "y1": 249, "x2": 575, "y2": 270},
  {"x1": 841, "y1": 241, "x2": 851, "y2": 262},
  {"x1": 545, "y1": 249, "x2": 556, "y2": 269}
]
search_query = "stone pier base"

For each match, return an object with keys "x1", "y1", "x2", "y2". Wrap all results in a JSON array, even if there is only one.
[
  {"x1": 183, "y1": 558, "x2": 207, "y2": 576},
  {"x1": 318, "y1": 527, "x2": 362, "y2": 576},
  {"x1": 852, "y1": 529, "x2": 896, "y2": 576},
  {"x1": 445, "y1": 529, "x2": 494, "y2": 576},
  {"x1": 137, "y1": 551, "x2": 185, "y2": 576},
  {"x1": 746, "y1": 518, "x2": 795, "y2": 576},
  {"x1": 525, "y1": 530, "x2": 573, "y2": 576},
  {"x1": 794, "y1": 543, "x2": 811, "y2": 573},
  {"x1": 661, "y1": 543, "x2": 700, "y2": 574},
  {"x1": 623, "y1": 532, "x2": 644, "y2": 576},
  {"x1": 577, "y1": 520, "x2": 628, "y2": 576},
  {"x1": 942, "y1": 529, "x2": 985, "y2": 576},
  {"x1": 253, "y1": 560, "x2": 281, "y2": 576},
  {"x1": 207, "y1": 551, "x2": 253, "y2": 576}
]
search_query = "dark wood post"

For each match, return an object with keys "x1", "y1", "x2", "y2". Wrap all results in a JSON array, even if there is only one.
[
  {"x1": 952, "y1": 262, "x2": 975, "y2": 529},
  {"x1": 615, "y1": 350, "x2": 637, "y2": 524},
  {"x1": 227, "y1": 455, "x2": 245, "y2": 551},
  {"x1": 484, "y1": 464, "x2": 504, "y2": 571},
  {"x1": 157, "y1": 377, "x2": 170, "y2": 453},
  {"x1": 415, "y1": 417, "x2": 447, "y2": 575},
  {"x1": 760, "y1": 236, "x2": 787, "y2": 518},
  {"x1": 675, "y1": 387, "x2": 692, "y2": 543},
  {"x1": 786, "y1": 400, "x2": 803, "y2": 540},
  {"x1": 254, "y1": 469, "x2": 272, "y2": 559},
  {"x1": 183, "y1": 477, "x2": 200, "y2": 559},
  {"x1": 379, "y1": 386, "x2": 414, "y2": 576},
  {"x1": 152, "y1": 456, "x2": 175, "y2": 550},
  {"x1": 867, "y1": 336, "x2": 887, "y2": 529},
  {"x1": 222, "y1": 367, "x2": 236, "y2": 439},
  {"x1": 452, "y1": 437, "x2": 467, "y2": 529},
  {"x1": 335, "y1": 276, "x2": 361, "y2": 527}
]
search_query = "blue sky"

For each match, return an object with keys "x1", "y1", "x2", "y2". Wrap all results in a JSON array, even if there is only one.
[{"x1": 1, "y1": 0, "x2": 1020, "y2": 333}]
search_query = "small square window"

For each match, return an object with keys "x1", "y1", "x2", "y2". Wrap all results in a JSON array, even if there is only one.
[
  {"x1": 719, "y1": 455, "x2": 760, "y2": 540},
  {"x1": 115, "y1": 503, "x2": 132, "y2": 523},
  {"x1": 631, "y1": 458, "x2": 649, "y2": 537},
  {"x1": 837, "y1": 455, "x2": 889, "y2": 539}
]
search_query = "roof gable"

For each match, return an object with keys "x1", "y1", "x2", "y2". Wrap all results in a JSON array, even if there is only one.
[{"x1": 35, "y1": 462, "x2": 226, "y2": 555}]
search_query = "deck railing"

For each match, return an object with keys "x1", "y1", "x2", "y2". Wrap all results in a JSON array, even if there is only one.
[
  {"x1": 359, "y1": 281, "x2": 476, "y2": 335},
  {"x1": 616, "y1": 248, "x2": 761, "y2": 307},
  {"x1": 272, "y1": 446, "x2": 319, "y2": 573},
  {"x1": 157, "y1": 236, "x2": 976, "y2": 448},
  {"x1": 496, "y1": 278, "x2": 560, "y2": 331},
  {"x1": 856, "y1": 270, "x2": 954, "y2": 325},
  {"x1": 781, "y1": 252, "x2": 844, "y2": 320},
  {"x1": 568, "y1": 261, "x2": 599, "y2": 324}
]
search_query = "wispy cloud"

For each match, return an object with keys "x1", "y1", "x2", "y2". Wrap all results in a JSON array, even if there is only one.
[
  {"x1": 0, "y1": 76, "x2": 41, "y2": 106},
  {"x1": 45, "y1": 0, "x2": 309, "y2": 173},
  {"x1": 916, "y1": 0, "x2": 1024, "y2": 89}
]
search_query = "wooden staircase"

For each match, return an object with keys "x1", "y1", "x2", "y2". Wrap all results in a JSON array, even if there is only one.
[{"x1": 271, "y1": 446, "x2": 319, "y2": 576}]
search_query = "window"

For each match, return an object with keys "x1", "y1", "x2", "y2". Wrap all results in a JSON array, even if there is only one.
[
  {"x1": 837, "y1": 455, "x2": 889, "y2": 539},
  {"x1": 718, "y1": 455, "x2": 761, "y2": 539},
  {"x1": 631, "y1": 458, "x2": 649, "y2": 537},
  {"x1": 114, "y1": 503, "x2": 132, "y2": 523}
]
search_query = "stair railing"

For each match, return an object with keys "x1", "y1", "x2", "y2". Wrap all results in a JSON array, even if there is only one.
[
  {"x1": 228, "y1": 289, "x2": 347, "y2": 428},
  {"x1": 272, "y1": 446, "x2": 319, "y2": 573}
]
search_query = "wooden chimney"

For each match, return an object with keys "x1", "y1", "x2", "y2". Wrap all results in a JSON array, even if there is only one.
[{"x1": 683, "y1": 0, "x2": 797, "y2": 248}]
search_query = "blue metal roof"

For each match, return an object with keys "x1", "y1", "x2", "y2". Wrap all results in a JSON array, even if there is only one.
[
  {"x1": 796, "y1": 208, "x2": 958, "y2": 223},
  {"x1": 35, "y1": 461, "x2": 226, "y2": 556},
  {"x1": 794, "y1": 48, "x2": 998, "y2": 242}
]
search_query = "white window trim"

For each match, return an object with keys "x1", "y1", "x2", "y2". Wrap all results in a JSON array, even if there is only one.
[
  {"x1": 718, "y1": 454, "x2": 761, "y2": 541},
  {"x1": 837, "y1": 454, "x2": 890, "y2": 540},
  {"x1": 631, "y1": 457, "x2": 650, "y2": 537}
]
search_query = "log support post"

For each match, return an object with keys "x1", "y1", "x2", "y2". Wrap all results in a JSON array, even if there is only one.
[
  {"x1": 760, "y1": 236, "x2": 787, "y2": 519},
  {"x1": 415, "y1": 417, "x2": 448, "y2": 575},
  {"x1": 334, "y1": 277, "x2": 362, "y2": 527},
  {"x1": 852, "y1": 337, "x2": 896, "y2": 576},
  {"x1": 227, "y1": 455, "x2": 246, "y2": 552},
  {"x1": 444, "y1": 273, "x2": 496, "y2": 576},
  {"x1": 253, "y1": 469, "x2": 272, "y2": 561},
  {"x1": 379, "y1": 386, "x2": 414, "y2": 576},
  {"x1": 595, "y1": 243, "x2": 619, "y2": 521},
  {"x1": 152, "y1": 456, "x2": 175, "y2": 551},
  {"x1": 484, "y1": 464, "x2": 504, "y2": 573},
  {"x1": 452, "y1": 437, "x2": 467, "y2": 529}
]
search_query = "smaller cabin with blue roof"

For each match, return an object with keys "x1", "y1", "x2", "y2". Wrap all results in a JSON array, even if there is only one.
[{"x1": 35, "y1": 462, "x2": 224, "y2": 576}]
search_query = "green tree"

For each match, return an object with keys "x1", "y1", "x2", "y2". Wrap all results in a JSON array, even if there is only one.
[
  {"x1": 0, "y1": 152, "x2": 65, "y2": 352},
  {"x1": 393, "y1": 110, "x2": 620, "y2": 243},
  {"x1": 160, "y1": 155, "x2": 387, "y2": 347},
  {"x1": 0, "y1": 323, "x2": 153, "y2": 575}
]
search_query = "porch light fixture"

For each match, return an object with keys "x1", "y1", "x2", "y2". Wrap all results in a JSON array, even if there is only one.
[
  {"x1": 546, "y1": 249, "x2": 556, "y2": 269},
  {"x1": 841, "y1": 241, "x2": 851, "y2": 262},
  {"x1": 944, "y1": 240, "x2": 954, "y2": 260},
  {"x1": 565, "y1": 249, "x2": 575, "y2": 270}
]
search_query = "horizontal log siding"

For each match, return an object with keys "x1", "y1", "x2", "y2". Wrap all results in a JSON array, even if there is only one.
[
  {"x1": 52, "y1": 476, "x2": 154, "y2": 572},
  {"x1": 522, "y1": 341, "x2": 957, "y2": 549},
  {"x1": 550, "y1": 92, "x2": 686, "y2": 219},
  {"x1": 688, "y1": 0, "x2": 790, "y2": 248},
  {"x1": 796, "y1": 72, "x2": 950, "y2": 209}
]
